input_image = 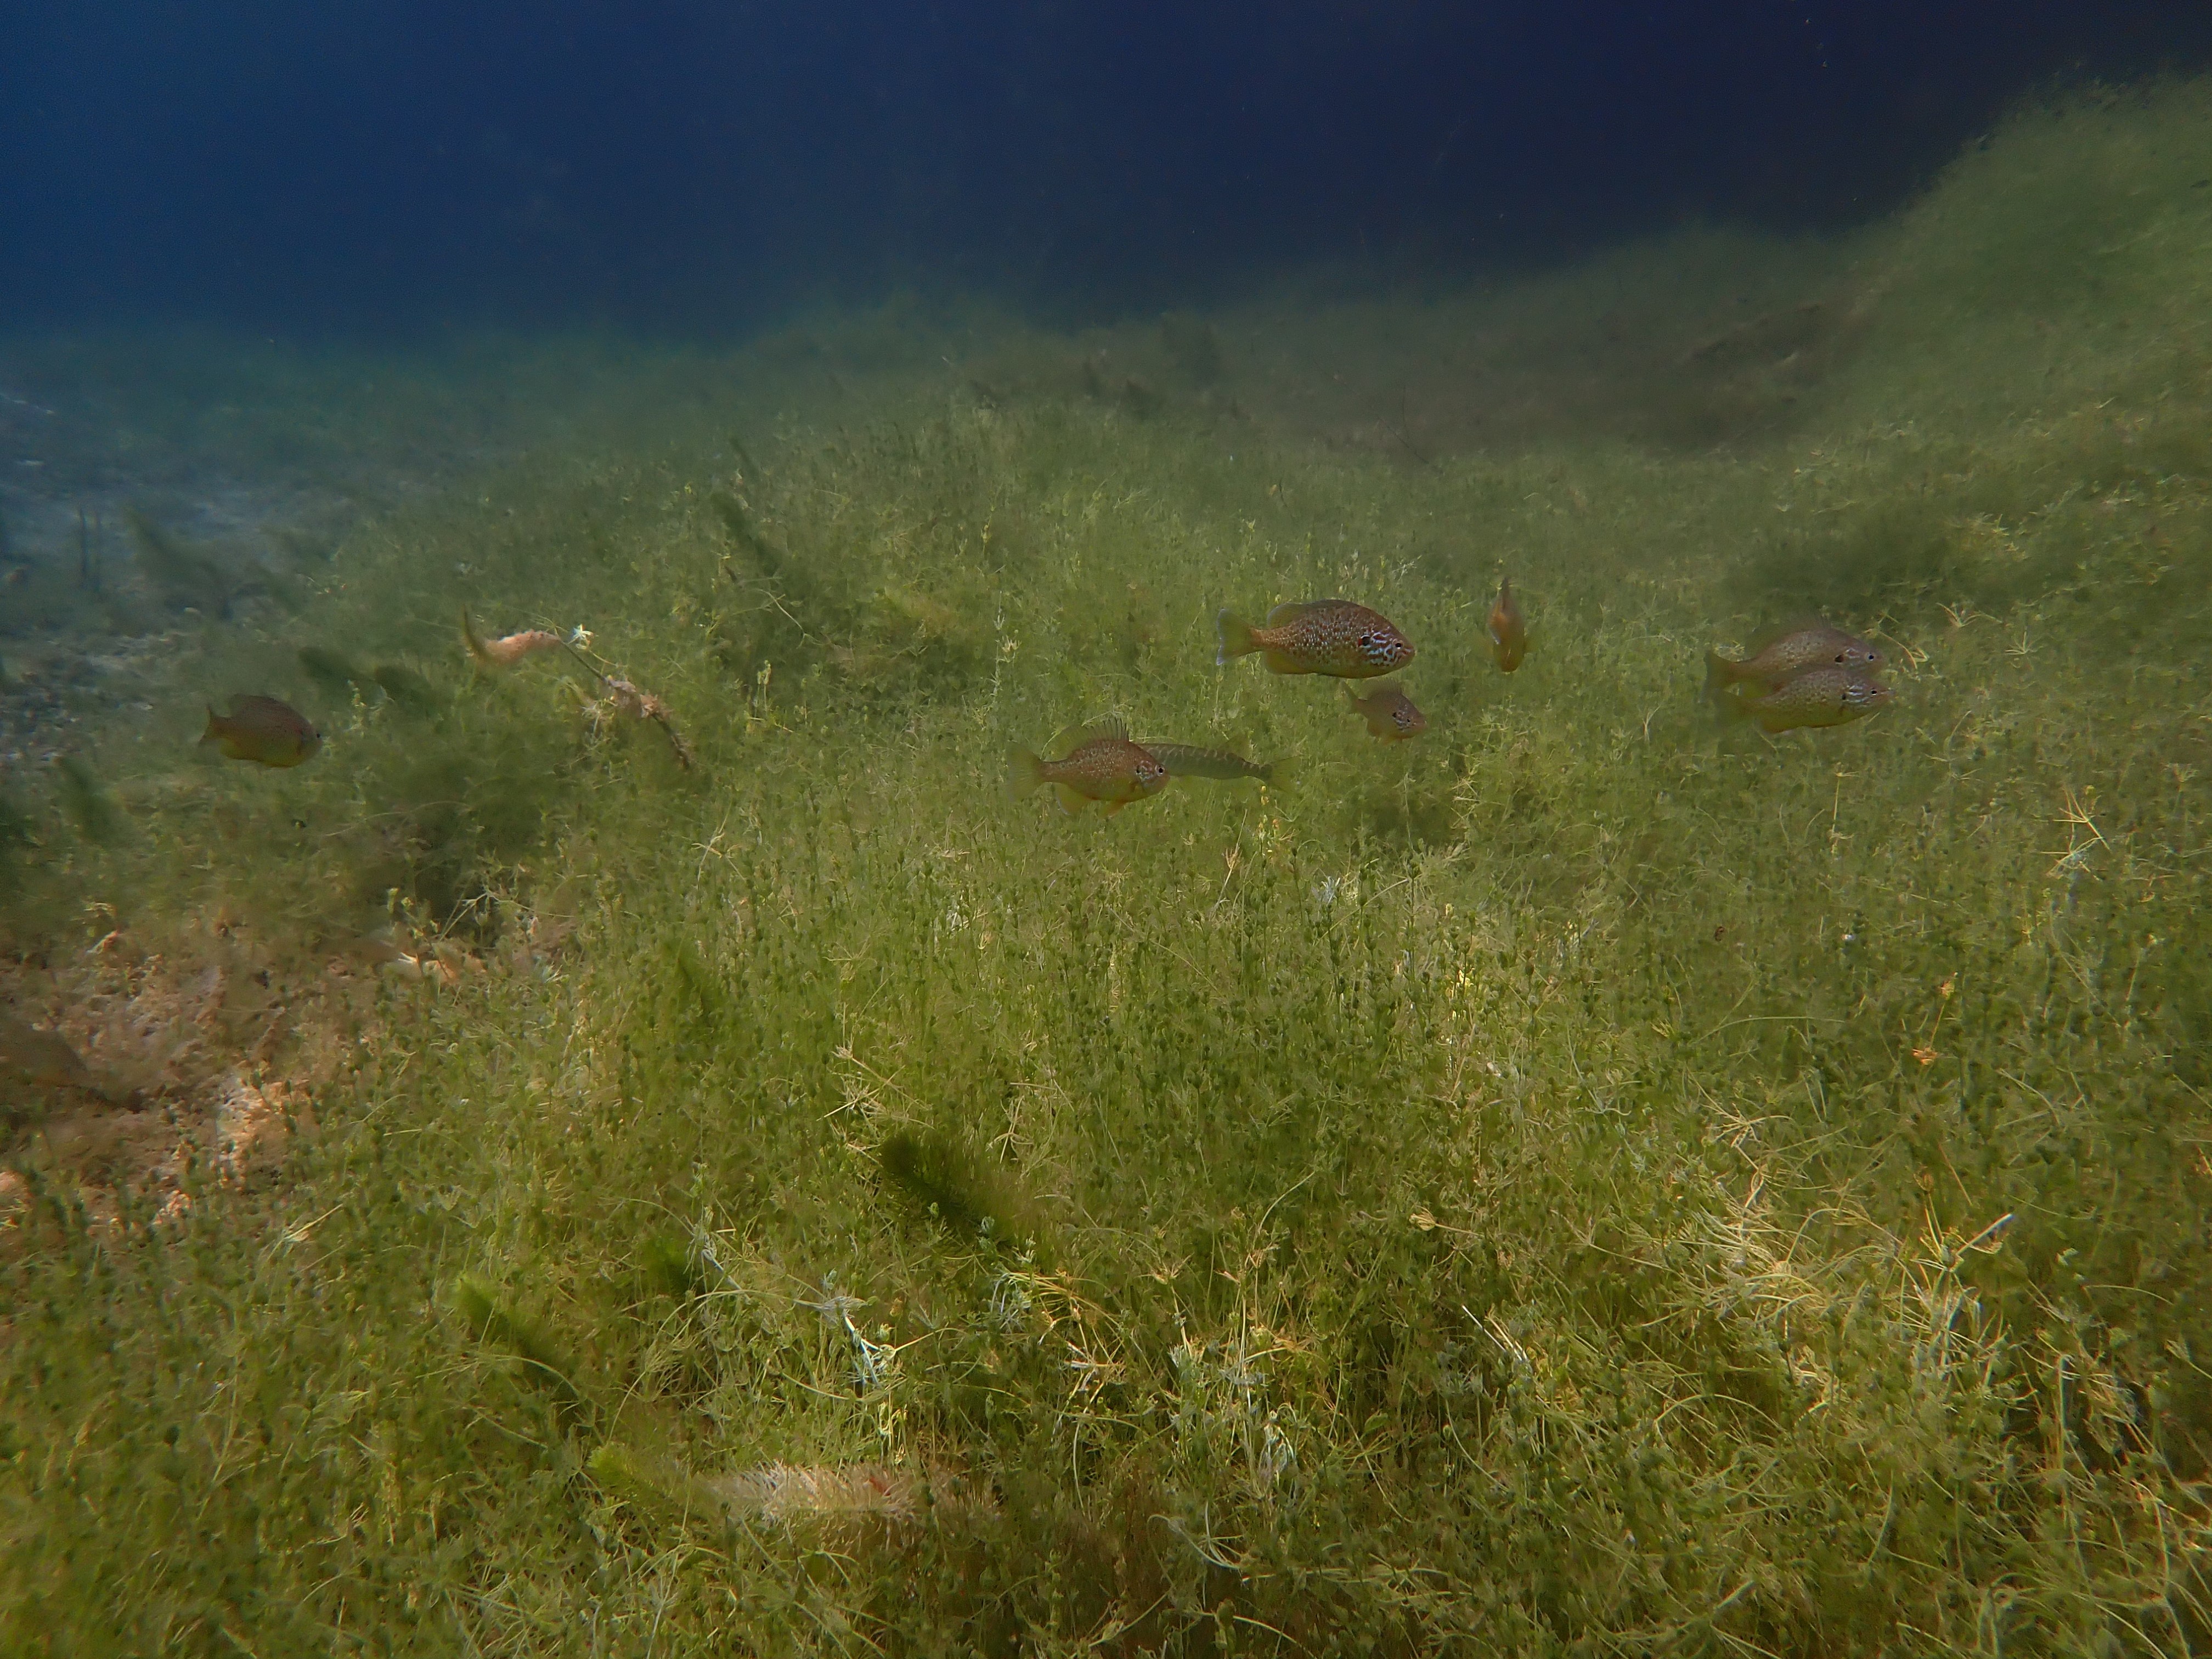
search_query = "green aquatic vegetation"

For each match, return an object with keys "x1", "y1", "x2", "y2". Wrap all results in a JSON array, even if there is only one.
[
  {"x1": 126, "y1": 507, "x2": 249, "y2": 618},
  {"x1": 0, "y1": 560, "x2": 104, "y2": 639},
  {"x1": 367, "y1": 661, "x2": 440, "y2": 713},
  {"x1": 877, "y1": 1127, "x2": 1049, "y2": 1253},
  {"x1": 1160, "y1": 312, "x2": 1227, "y2": 386},
  {"x1": 3, "y1": 75, "x2": 2212, "y2": 1657},
  {"x1": 296, "y1": 642, "x2": 370, "y2": 699},
  {"x1": 52, "y1": 756, "x2": 122, "y2": 846}
]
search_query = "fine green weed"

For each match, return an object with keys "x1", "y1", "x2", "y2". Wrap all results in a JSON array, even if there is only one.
[{"x1": 2, "y1": 76, "x2": 2210, "y2": 1658}]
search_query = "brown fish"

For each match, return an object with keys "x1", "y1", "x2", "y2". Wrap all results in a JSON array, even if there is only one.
[
  {"x1": 1487, "y1": 577, "x2": 1527, "y2": 673},
  {"x1": 1717, "y1": 663, "x2": 1893, "y2": 733},
  {"x1": 1216, "y1": 600, "x2": 1414, "y2": 679},
  {"x1": 1705, "y1": 619, "x2": 1881, "y2": 700},
  {"x1": 0, "y1": 1011, "x2": 103, "y2": 1097},
  {"x1": 1138, "y1": 742, "x2": 1279, "y2": 785},
  {"x1": 1009, "y1": 721, "x2": 1169, "y2": 816},
  {"x1": 201, "y1": 695, "x2": 321, "y2": 767},
  {"x1": 1345, "y1": 682, "x2": 1426, "y2": 742},
  {"x1": 462, "y1": 607, "x2": 565, "y2": 670}
]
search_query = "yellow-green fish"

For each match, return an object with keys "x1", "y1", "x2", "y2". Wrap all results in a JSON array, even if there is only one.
[
  {"x1": 201, "y1": 694, "x2": 322, "y2": 767},
  {"x1": 1139, "y1": 742, "x2": 1279, "y2": 785},
  {"x1": 1487, "y1": 577, "x2": 1527, "y2": 673},
  {"x1": 1009, "y1": 721, "x2": 1169, "y2": 816},
  {"x1": 1345, "y1": 682, "x2": 1426, "y2": 742},
  {"x1": 1718, "y1": 663, "x2": 1892, "y2": 733},
  {"x1": 1705, "y1": 618, "x2": 1881, "y2": 699},
  {"x1": 1216, "y1": 600, "x2": 1414, "y2": 679}
]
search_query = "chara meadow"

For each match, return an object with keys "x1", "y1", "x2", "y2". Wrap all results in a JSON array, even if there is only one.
[{"x1": 2, "y1": 80, "x2": 2209, "y2": 1656}]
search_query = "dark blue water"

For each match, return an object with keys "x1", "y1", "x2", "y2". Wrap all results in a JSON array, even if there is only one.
[{"x1": 6, "y1": 1, "x2": 2206, "y2": 336}]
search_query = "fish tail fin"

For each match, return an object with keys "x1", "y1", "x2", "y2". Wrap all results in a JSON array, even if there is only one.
[
  {"x1": 1256, "y1": 757, "x2": 1288, "y2": 787},
  {"x1": 199, "y1": 707, "x2": 223, "y2": 745},
  {"x1": 1702, "y1": 647, "x2": 1745, "y2": 706},
  {"x1": 1216, "y1": 609, "x2": 1258, "y2": 665},
  {"x1": 1708, "y1": 680, "x2": 1754, "y2": 730},
  {"x1": 461, "y1": 605, "x2": 493, "y2": 668},
  {"x1": 1007, "y1": 747, "x2": 1046, "y2": 799}
]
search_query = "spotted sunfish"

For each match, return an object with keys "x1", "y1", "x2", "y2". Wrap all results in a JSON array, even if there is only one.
[
  {"x1": 1705, "y1": 619, "x2": 1881, "y2": 701},
  {"x1": 1717, "y1": 663, "x2": 1892, "y2": 733},
  {"x1": 1345, "y1": 682, "x2": 1426, "y2": 742},
  {"x1": 1216, "y1": 600, "x2": 1414, "y2": 679},
  {"x1": 1009, "y1": 721, "x2": 1169, "y2": 816},
  {"x1": 201, "y1": 695, "x2": 322, "y2": 768}
]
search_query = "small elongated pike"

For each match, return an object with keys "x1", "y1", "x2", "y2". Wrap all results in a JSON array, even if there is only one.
[{"x1": 1138, "y1": 742, "x2": 1278, "y2": 785}]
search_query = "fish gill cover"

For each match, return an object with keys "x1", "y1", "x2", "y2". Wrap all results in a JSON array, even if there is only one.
[{"x1": 0, "y1": 10, "x2": 2210, "y2": 1657}]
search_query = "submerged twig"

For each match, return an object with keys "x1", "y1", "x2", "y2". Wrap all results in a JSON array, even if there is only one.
[
  {"x1": 591, "y1": 675, "x2": 695, "y2": 769},
  {"x1": 1385, "y1": 392, "x2": 1432, "y2": 467},
  {"x1": 557, "y1": 634, "x2": 693, "y2": 768},
  {"x1": 461, "y1": 603, "x2": 693, "y2": 767}
]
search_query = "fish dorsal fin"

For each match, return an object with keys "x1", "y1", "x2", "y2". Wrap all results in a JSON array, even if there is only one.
[
  {"x1": 1265, "y1": 600, "x2": 1333, "y2": 627},
  {"x1": 1051, "y1": 715, "x2": 1126, "y2": 754},
  {"x1": 1746, "y1": 613, "x2": 1842, "y2": 652}
]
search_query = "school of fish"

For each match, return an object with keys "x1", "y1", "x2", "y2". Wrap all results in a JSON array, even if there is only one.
[
  {"x1": 1703, "y1": 620, "x2": 1892, "y2": 732},
  {"x1": 1009, "y1": 579, "x2": 1893, "y2": 820},
  {"x1": 159, "y1": 560, "x2": 1887, "y2": 829}
]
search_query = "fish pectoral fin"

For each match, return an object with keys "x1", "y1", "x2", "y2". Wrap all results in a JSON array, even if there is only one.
[
  {"x1": 1053, "y1": 784, "x2": 1088, "y2": 816},
  {"x1": 1100, "y1": 798, "x2": 1128, "y2": 817}
]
